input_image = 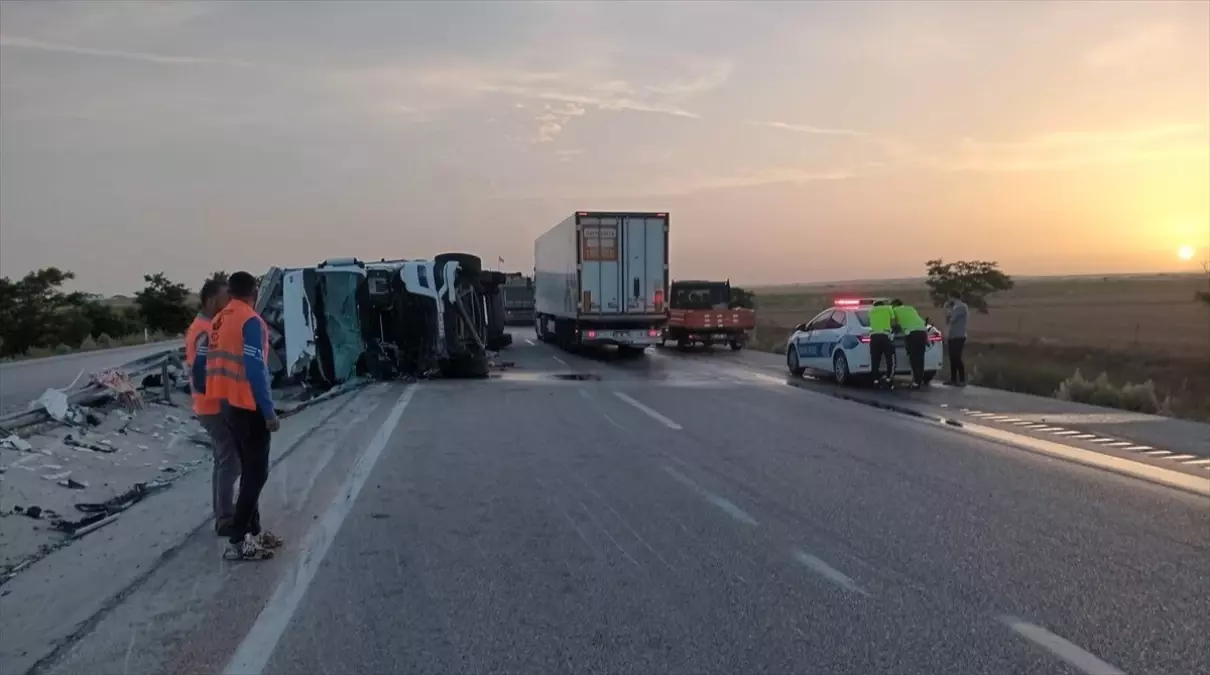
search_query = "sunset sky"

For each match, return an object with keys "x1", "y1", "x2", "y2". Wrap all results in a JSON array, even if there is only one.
[{"x1": 1, "y1": 0, "x2": 1207, "y2": 294}]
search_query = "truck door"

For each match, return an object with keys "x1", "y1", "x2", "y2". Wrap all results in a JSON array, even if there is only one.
[
  {"x1": 579, "y1": 216, "x2": 621, "y2": 314},
  {"x1": 621, "y1": 215, "x2": 667, "y2": 314}
]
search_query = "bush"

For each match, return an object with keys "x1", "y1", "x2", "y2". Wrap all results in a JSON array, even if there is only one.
[
  {"x1": 95, "y1": 333, "x2": 114, "y2": 349},
  {"x1": 80, "y1": 335, "x2": 98, "y2": 350},
  {"x1": 1055, "y1": 369, "x2": 1171, "y2": 415},
  {"x1": 53, "y1": 343, "x2": 72, "y2": 355}
]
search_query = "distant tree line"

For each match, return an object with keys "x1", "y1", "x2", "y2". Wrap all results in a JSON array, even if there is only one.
[{"x1": 0, "y1": 267, "x2": 222, "y2": 359}]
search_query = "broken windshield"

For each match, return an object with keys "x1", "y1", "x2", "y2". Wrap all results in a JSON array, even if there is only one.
[{"x1": 319, "y1": 271, "x2": 363, "y2": 382}]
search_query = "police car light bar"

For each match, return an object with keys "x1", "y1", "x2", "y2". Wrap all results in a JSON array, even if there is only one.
[{"x1": 834, "y1": 299, "x2": 862, "y2": 306}]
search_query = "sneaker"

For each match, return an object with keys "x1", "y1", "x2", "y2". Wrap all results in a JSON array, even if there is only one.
[
  {"x1": 223, "y1": 534, "x2": 274, "y2": 561},
  {"x1": 256, "y1": 531, "x2": 284, "y2": 549}
]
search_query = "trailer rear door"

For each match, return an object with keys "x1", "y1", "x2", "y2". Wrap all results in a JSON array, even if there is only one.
[{"x1": 622, "y1": 215, "x2": 667, "y2": 315}]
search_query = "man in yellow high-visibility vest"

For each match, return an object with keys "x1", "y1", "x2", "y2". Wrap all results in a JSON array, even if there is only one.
[
  {"x1": 867, "y1": 300, "x2": 896, "y2": 389},
  {"x1": 891, "y1": 299, "x2": 928, "y2": 388}
]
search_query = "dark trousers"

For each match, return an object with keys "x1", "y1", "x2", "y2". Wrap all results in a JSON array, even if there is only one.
[
  {"x1": 948, "y1": 337, "x2": 967, "y2": 383},
  {"x1": 226, "y1": 406, "x2": 270, "y2": 544},
  {"x1": 904, "y1": 330, "x2": 927, "y2": 384},
  {"x1": 869, "y1": 333, "x2": 894, "y2": 380}
]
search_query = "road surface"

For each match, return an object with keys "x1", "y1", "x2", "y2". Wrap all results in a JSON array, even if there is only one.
[
  {"x1": 20, "y1": 330, "x2": 1210, "y2": 675},
  {"x1": 0, "y1": 341, "x2": 180, "y2": 415}
]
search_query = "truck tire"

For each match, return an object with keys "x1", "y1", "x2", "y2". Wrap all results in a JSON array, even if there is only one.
[
  {"x1": 434, "y1": 252, "x2": 482, "y2": 278},
  {"x1": 444, "y1": 353, "x2": 490, "y2": 379},
  {"x1": 729, "y1": 340, "x2": 743, "y2": 351}
]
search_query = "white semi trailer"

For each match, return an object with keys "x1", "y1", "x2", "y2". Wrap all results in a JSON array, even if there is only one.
[{"x1": 533, "y1": 211, "x2": 669, "y2": 354}]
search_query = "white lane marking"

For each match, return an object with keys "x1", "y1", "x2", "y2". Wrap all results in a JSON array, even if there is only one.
[
  {"x1": 1107, "y1": 441, "x2": 1134, "y2": 447},
  {"x1": 1011, "y1": 421, "x2": 1033, "y2": 426},
  {"x1": 524, "y1": 338, "x2": 536, "y2": 346},
  {"x1": 985, "y1": 415, "x2": 1012, "y2": 421},
  {"x1": 663, "y1": 466, "x2": 758, "y2": 526},
  {"x1": 1144, "y1": 450, "x2": 1173, "y2": 456},
  {"x1": 614, "y1": 391, "x2": 682, "y2": 430},
  {"x1": 1072, "y1": 434, "x2": 1097, "y2": 440},
  {"x1": 1123, "y1": 445, "x2": 1152, "y2": 451},
  {"x1": 1183, "y1": 458, "x2": 1210, "y2": 466},
  {"x1": 1033, "y1": 426, "x2": 1063, "y2": 432},
  {"x1": 223, "y1": 385, "x2": 418, "y2": 675},
  {"x1": 552, "y1": 355, "x2": 569, "y2": 367},
  {"x1": 999, "y1": 418, "x2": 1022, "y2": 423},
  {"x1": 998, "y1": 616, "x2": 1125, "y2": 675},
  {"x1": 1090, "y1": 438, "x2": 1117, "y2": 444},
  {"x1": 792, "y1": 550, "x2": 870, "y2": 597},
  {"x1": 1165, "y1": 454, "x2": 1196, "y2": 461},
  {"x1": 1052, "y1": 430, "x2": 1080, "y2": 436}
]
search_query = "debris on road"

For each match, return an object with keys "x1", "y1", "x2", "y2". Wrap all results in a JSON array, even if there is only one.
[{"x1": 0, "y1": 435, "x2": 33, "y2": 453}]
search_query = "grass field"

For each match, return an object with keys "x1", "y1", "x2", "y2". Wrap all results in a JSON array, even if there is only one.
[{"x1": 747, "y1": 274, "x2": 1210, "y2": 421}]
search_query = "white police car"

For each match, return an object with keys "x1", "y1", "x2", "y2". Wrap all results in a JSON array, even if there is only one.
[{"x1": 785, "y1": 298, "x2": 944, "y2": 385}]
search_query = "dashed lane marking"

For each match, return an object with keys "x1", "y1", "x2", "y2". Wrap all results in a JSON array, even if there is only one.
[
  {"x1": 1072, "y1": 434, "x2": 1097, "y2": 440},
  {"x1": 663, "y1": 466, "x2": 757, "y2": 526},
  {"x1": 1052, "y1": 430, "x2": 1081, "y2": 436},
  {"x1": 792, "y1": 550, "x2": 870, "y2": 597},
  {"x1": 1124, "y1": 445, "x2": 1152, "y2": 451},
  {"x1": 1165, "y1": 454, "x2": 1197, "y2": 461},
  {"x1": 614, "y1": 392, "x2": 682, "y2": 430},
  {"x1": 1145, "y1": 450, "x2": 1173, "y2": 457},
  {"x1": 552, "y1": 355, "x2": 569, "y2": 367},
  {"x1": 999, "y1": 616, "x2": 1125, "y2": 675},
  {"x1": 524, "y1": 338, "x2": 536, "y2": 346},
  {"x1": 1184, "y1": 458, "x2": 1210, "y2": 466},
  {"x1": 1090, "y1": 438, "x2": 1118, "y2": 444},
  {"x1": 1107, "y1": 441, "x2": 1134, "y2": 447}
]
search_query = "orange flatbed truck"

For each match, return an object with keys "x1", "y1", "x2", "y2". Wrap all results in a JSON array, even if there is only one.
[{"x1": 660, "y1": 280, "x2": 756, "y2": 350}]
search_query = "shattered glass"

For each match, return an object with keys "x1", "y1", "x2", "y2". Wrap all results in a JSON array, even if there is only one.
[{"x1": 320, "y1": 272, "x2": 363, "y2": 382}]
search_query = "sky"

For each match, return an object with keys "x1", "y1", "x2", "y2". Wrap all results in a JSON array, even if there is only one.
[{"x1": 1, "y1": 0, "x2": 1207, "y2": 295}]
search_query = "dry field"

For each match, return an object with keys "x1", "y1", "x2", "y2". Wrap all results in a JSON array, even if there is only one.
[{"x1": 747, "y1": 274, "x2": 1210, "y2": 421}]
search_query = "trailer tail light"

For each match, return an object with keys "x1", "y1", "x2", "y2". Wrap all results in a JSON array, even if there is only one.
[
  {"x1": 586, "y1": 330, "x2": 597, "y2": 339},
  {"x1": 928, "y1": 334, "x2": 943, "y2": 342},
  {"x1": 858, "y1": 336, "x2": 871, "y2": 343},
  {"x1": 653, "y1": 290, "x2": 664, "y2": 311},
  {"x1": 648, "y1": 329, "x2": 660, "y2": 337}
]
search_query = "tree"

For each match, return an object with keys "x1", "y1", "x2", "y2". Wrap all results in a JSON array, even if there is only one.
[
  {"x1": 135, "y1": 273, "x2": 193, "y2": 334},
  {"x1": 924, "y1": 259, "x2": 1014, "y2": 313},
  {"x1": 729, "y1": 286, "x2": 757, "y2": 309},
  {"x1": 209, "y1": 270, "x2": 229, "y2": 285},
  {"x1": 0, "y1": 267, "x2": 79, "y2": 356}
]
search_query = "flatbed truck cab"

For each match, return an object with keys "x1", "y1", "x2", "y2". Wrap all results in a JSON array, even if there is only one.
[{"x1": 661, "y1": 280, "x2": 756, "y2": 350}]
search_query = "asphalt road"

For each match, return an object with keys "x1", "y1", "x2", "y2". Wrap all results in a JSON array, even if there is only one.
[
  {"x1": 0, "y1": 341, "x2": 180, "y2": 415},
  {"x1": 34, "y1": 331, "x2": 1210, "y2": 675}
]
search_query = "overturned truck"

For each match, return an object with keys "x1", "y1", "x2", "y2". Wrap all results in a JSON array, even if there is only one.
[{"x1": 256, "y1": 253, "x2": 509, "y2": 386}]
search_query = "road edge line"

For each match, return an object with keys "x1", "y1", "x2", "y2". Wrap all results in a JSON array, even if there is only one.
[
  {"x1": 222, "y1": 384, "x2": 419, "y2": 675},
  {"x1": 956, "y1": 420, "x2": 1210, "y2": 497},
  {"x1": 785, "y1": 379, "x2": 1209, "y2": 498}
]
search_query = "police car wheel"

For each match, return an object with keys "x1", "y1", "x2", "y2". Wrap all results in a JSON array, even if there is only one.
[
  {"x1": 833, "y1": 351, "x2": 851, "y2": 385},
  {"x1": 787, "y1": 347, "x2": 805, "y2": 376}
]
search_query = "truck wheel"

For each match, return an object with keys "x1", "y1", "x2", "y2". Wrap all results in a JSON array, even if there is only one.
[
  {"x1": 434, "y1": 252, "x2": 482, "y2": 278},
  {"x1": 787, "y1": 347, "x2": 805, "y2": 376},
  {"x1": 445, "y1": 353, "x2": 489, "y2": 379},
  {"x1": 729, "y1": 340, "x2": 743, "y2": 351}
]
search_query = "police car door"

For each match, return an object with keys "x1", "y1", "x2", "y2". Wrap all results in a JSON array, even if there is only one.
[{"x1": 798, "y1": 310, "x2": 836, "y2": 371}]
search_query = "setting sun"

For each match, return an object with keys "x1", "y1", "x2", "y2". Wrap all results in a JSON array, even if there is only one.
[{"x1": 1177, "y1": 245, "x2": 1196, "y2": 261}]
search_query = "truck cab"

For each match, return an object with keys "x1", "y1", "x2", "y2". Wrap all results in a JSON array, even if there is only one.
[{"x1": 661, "y1": 280, "x2": 756, "y2": 350}]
